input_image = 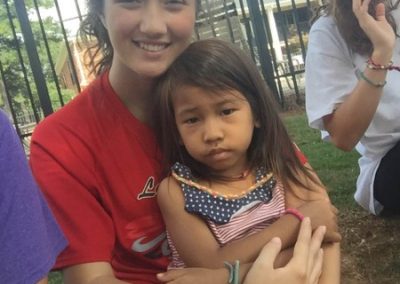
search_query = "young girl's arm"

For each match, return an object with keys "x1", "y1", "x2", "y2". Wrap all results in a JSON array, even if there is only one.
[
  {"x1": 157, "y1": 176, "x2": 338, "y2": 268},
  {"x1": 286, "y1": 165, "x2": 341, "y2": 284}
]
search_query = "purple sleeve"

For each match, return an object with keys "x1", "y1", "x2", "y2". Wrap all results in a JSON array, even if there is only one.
[{"x1": 0, "y1": 111, "x2": 67, "y2": 283}]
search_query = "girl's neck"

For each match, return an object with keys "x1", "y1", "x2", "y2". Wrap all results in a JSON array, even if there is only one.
[{"x1": 108, "y1": 64, "x2": 156, "y2": 124}]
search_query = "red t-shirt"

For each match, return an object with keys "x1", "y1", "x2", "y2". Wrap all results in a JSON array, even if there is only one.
[{"x1": 30, "y1": 71, "x2": 169, "y2": 283}]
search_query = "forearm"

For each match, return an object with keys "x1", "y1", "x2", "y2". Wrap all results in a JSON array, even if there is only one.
[
  {"x1": 63, "y1": 262, "x2": 129, "y2": 284},
  {"x1": 207, "y1": 214, "x2": 301, "y2": 267},
  {"x1": 318, "y1": 242, "x2": 341, "y2": 284},
  {"x1": 324, "y1": 50, "x2": 392, "y2": 151},
  {"x1": 324, "y1": 71, "x2": 386, "y2": 150}
]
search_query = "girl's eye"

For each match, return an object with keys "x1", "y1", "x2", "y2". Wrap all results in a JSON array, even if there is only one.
[
  {"x1": 164, "y1": 0, "x2": 187, "y2": 9},
  {"x1": 116, "y1": 0, "x2": 142, "y2": 7},
  {"x1": 183, "y1": 117, "x2": 198, "y2": 124},
  {"x1": 165, "y1": 0, "x2": 186, "y2": 4},
  {"x1": 221, "y1": 109, "x2": 235, "y2": 116}
]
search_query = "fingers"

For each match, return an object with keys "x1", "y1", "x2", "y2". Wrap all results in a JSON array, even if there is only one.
[
  {"x1": 309, "y1": 249, "x2": 324, "y2": 284},
  {"x1": 252, "y1": 237, "x2": 282, "y2": 271},
  {"x1": 375, "y1": 2, "x2": 386, "y2": 21},
  {"x1": 307, "y1": 226, "x2": 326, "y2": 273},
  {"x1": 157, "y1": 270, "x2": 184, "y2": 282},
  {"x1": 243, "y1": 238, "x2": 282, "y2": 284}
]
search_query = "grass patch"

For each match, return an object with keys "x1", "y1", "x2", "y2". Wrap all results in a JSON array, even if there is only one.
[{"x1": 283, "y1": 112, "x2": 360, "y2": 208}]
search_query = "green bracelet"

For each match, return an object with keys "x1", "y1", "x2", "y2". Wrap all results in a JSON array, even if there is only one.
[
  {"x1": 224, "y1": 260, "x2": 240, "y2": 284},
  {"x1": 356, "y1": 69, "x2": 387, "y2": 88}
]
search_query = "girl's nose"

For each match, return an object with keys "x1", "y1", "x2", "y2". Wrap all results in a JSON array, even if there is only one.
[
  {"x1": 139, "y1": 3, "x2": 167, "y2": 36},
  {"x1": 203, "y1": 120, "x2": 224, "y2": 143}
]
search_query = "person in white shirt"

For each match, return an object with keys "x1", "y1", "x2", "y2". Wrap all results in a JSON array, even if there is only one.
[{"x1": 306, "y1": 0, "x2": 400, "y2": 215}]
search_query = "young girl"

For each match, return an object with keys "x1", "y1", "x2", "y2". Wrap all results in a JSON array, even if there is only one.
[
  {"x1": 154, "y1": 39, "x2": 340, "y2": 283},
  {"x1": 306, "y1": 0, "x2": 400, "y2": 215}
]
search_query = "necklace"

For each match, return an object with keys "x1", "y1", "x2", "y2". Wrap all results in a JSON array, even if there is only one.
[
  {"x1": 214, "y1": 169, "x2": 251, "y2": 182},
  {"x1": 171, "y1": 171, "x2": 274, "y2": 199}
]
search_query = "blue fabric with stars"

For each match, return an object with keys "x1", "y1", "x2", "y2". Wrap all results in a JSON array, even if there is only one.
[{"x1": 171, "y1": 162, "x2": 276, "y2": 225}]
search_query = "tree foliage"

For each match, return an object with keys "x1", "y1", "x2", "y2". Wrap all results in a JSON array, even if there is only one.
[{"x1": 0, "y1": 0, "x2": 75, "y2": 122}]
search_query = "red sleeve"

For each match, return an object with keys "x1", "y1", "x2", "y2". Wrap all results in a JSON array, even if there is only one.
[
  {"x1": 30, "y1": 122, "x2": 114, "y2": 269},
  {"x1": 293, "y1": 142, "x2": 308, "y2": 165}
]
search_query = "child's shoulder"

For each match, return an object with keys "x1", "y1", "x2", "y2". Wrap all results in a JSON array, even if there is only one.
[{"x1": 157, "y1": 175, "x2": 184, "y2": 205}]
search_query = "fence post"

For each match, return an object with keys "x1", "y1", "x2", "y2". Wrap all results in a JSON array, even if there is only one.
[
  {"x1": 14, "y1": 0, "x2": 53, "y2": 117},
  {"x1": 246, "y1": 0, "x2": 280, "y2": 104}
]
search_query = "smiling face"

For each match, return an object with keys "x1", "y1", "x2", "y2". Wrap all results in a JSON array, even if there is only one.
[
  {"x1": 172, "y1": 86, "x2": 258, "y2": 177},
  {"x1": 102, "y1": 0, "x2": 196, "y2": 79}
]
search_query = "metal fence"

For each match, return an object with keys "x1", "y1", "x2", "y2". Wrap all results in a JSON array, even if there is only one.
[{"x1": 0, "y1": 0, "x2": 321, "y2": 145}]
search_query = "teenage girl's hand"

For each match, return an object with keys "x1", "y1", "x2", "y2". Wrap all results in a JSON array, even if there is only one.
[
  {"x1": 297, "y1": 200, "x2": 341, "y2": 243},
  {"x1": 157, "y1": 218, "x2": 325, "y2": 284},
  {"x1": 352, "y1": 0, "x2": 395, "y2": 62},
  {"x1": 243, "y1": 218, "x2": 325, "y2": 284}
]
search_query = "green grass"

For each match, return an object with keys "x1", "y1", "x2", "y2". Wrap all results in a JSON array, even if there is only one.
[{"x1": 283, "y1": 112, "x2": 360, "y2": 208}]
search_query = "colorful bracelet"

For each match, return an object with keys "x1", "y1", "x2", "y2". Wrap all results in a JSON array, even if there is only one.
[
  {"x1": 367, "y1": 57, "x2": 393, "y2": 70},
  {"x1": 224, "y1": 260, "x2": 240, "y2": 284},
  {"x1": 285, "y1": 208, "x2": 304, "y2": 222},
  {"x1": 356, "y1": 69, "x2": 387, "y2": 88}
]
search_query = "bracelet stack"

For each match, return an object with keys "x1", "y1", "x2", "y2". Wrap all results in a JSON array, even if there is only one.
[
  {"x1": 366, "y1": 58, "x2": 393, "y2": 70},
  {"x1": 224, "y1": 260, "x2": 240, "y2": 284},
  {"x1": 367, "y1": 57, "x2": 400, "y2": 72},
  {"x1": 356, "y1": 69, "x2": 387, "y2": 88}
]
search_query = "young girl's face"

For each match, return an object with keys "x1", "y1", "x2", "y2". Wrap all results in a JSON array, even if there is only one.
[
  {"x1": 172, "y1": 86, "x2": 258, "y2": 177},
  {"x1": 102, "y1": 0, "x2": 196, "y2": 79}
]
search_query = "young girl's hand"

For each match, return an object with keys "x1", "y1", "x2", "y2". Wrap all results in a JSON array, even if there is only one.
[
  {"x1": 297, "y1": 200, "x2": 341, "y2": 243},
  {"x1": 157, "y1": 267, "x2": 228, "y2": 284},
  {"x1": 352, "y1": 0, "x2": 395, "y2": 63}
]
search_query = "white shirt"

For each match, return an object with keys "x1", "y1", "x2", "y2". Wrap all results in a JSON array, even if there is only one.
[{"x1": 305, "y1": 14, "x2": 400, "y2": 215}]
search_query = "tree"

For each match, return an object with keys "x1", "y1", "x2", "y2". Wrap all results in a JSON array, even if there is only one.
[{"x1": 0, "y1": 0, "x2": 75, "y2": 123}]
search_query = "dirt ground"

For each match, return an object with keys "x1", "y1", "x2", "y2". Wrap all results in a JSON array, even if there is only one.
[{"x1": 340, "y1": 207, "x2": 400, "y2": 284}]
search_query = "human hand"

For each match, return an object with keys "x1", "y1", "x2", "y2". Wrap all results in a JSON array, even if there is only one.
[
  {"x1": 297, "y1": 200, "x2": 341, "y2": 243},
  {"x1": 243, "y1": 217, "x2": 325, "y2": 284},
  {"x1": 157, "y1": 267, "x2": 227, "y2": 284},
  {"x1": 352, "y1": 0, "x2": 395, "y2": 62}
]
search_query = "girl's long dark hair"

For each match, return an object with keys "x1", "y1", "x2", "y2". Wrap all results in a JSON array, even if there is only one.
[
  {"x1": 154, "y1": 39, "x2": 319, "y2": 190},
  {"x1": 312, "y1": 0, "x2": 399, "y2": 55}
]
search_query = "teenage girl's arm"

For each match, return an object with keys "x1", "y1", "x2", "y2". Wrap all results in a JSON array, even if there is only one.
[
  {"x1": 322, "y1": 0, "x2": 395, "y2": 151},
  {"x1": 157, "y1": 176, "x2": 338, "y2": 269},
  {"x1": 285, "y1": 165, "x2": 341, "y2": 284},
  {"x1": 63, "y1": 262, "x2": 128, "y2": 284}
]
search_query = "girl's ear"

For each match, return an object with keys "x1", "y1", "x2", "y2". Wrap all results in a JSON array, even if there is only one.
[{"x1": 254, "y1": 120, "x2": 261, "y2": 128}]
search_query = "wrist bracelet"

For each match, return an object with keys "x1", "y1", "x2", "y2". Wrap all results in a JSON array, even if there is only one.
[
  {"x1": 356, "y1": 70, "x2": 386, "y2": 88},
  {"x1": 285, "y1": 208, "x2": 304, "y2": 222},
  {"x1": 367, "y1": 57, "x2": 393, "y2": 70},
  {"x1": 224, "y1": 260, "x2": 240, "y2": 284}
]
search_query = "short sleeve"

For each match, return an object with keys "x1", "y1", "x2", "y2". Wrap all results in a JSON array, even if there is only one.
[
  {"x1": 30, "y1": 121, "x2": 115, "y2": 269},
  {"x1": 305, "y1": 16, "x2": 358, "y2": 131},
  {"x1": 293, "y1": 142, "x2": 308, "y2": 165},
  {"x1": 0, "y1": 111, "x2": 67, "y2": 283}
]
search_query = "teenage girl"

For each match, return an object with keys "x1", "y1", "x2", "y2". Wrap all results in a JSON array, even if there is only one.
[
  {"x1": 306, "y1": 0, "x2": 400, "y2": 215},
  {"x1": 154, "y1": 39, "x2": 341, "y2": 283}
]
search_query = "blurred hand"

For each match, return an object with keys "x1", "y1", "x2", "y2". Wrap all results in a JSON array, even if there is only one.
[
  {"x1": 352, "y1": 0, "x2": 395, "y2": 62},
  {"x1": 243, "y1": 217, "x2": 325, "y2": 284}
]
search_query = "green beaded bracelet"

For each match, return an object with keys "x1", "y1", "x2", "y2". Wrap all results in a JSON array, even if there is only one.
[
  {"x1": 356, "y1": 69, "x2": 387, "y2": 88},
  {"x1": 224, "y1": 260, "x2": 240, "y2": 284}
]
